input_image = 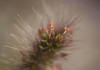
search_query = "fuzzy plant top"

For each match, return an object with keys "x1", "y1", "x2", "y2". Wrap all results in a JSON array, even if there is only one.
[{"x1": 19, "y1": 21, "x2": 74, "y2": 70}]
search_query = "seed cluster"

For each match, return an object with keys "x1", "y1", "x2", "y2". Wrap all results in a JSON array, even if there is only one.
[{"x1": 20, "y1": 22, "x2": 74, "y2": 70}]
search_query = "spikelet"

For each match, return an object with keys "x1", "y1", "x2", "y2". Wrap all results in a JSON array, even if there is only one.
[
  {"x1": 17, "y1": 21, "x2": 74, "y2": 70},
  {"x1": 4, "y1": 1, "x2": 77, "y2": 70}
]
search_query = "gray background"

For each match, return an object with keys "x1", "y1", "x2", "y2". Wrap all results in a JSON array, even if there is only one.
[{"x1": 0, "y1": 0, "x2": 100, "y2": 70}]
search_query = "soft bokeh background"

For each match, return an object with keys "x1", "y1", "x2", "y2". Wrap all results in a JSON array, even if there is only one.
[{"x1": 0, "y1": 0, "x2": 100, "y2": 70}]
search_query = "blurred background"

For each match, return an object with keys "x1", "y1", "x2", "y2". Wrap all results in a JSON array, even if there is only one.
[{"x1": 0, "y1": 0, "x2": 100, "y2": 70}]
